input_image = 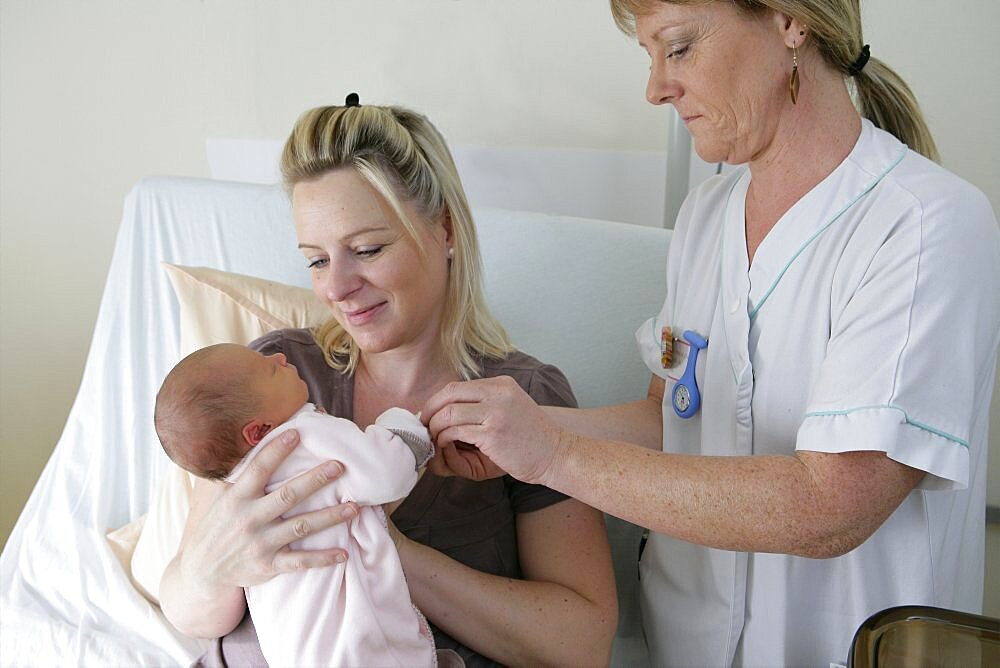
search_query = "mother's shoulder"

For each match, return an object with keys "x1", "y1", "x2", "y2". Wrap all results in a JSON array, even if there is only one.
[
  {"x1": 480, "y1": 350, "x2": 577, "y2": 408},
  {"x1": 248, "y1": 327, "x2": 319, "y2": 353},
  {"x1": 481, "y1": 349, "x2": 555, "y2": 374}
]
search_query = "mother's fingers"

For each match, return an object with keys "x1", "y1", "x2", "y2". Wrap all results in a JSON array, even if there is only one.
[
  {"x1": 262, "y1": 502, "x2": 358, "y2": 571},
  {"x1": 271, "y1": 545, "x2": 348, "y2": 573},
  {"x1": 233, "y1": 429, "x2": 301, "y2": 497},
  {"x1": 260, "y1": 459, "x2": 347, "y2": 521},
  {"x1": 266, "y1": 501, "x2": 358, "y2": 544}
]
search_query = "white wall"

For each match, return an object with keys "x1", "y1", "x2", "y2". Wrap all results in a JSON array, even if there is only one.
[{"x1": 2, "y1": 0, "x2": 999, "y2": 611}]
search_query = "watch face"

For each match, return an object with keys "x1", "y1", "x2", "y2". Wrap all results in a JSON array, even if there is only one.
[{"x1": 674, "y1": 384, "x2": 691, "y2": 412}]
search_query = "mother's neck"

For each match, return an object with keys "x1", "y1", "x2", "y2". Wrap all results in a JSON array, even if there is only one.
[
  {"x1": 357, "y1": 342, "x2": 458, "y2": 401},
  {"x1": 353, "y1": 343, "x2": 460, "y2": 428}
]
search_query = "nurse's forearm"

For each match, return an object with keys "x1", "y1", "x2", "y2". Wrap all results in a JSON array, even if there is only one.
[
  {"x1": 543, "y1": 437, "x2": 922, "y2": 558},
  {"x1": 543, "y1": 375, "x2": 664, "y2": 450}
]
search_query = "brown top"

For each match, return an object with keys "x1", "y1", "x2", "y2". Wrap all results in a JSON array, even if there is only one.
[{"x1": 196, "y1": 328, "x2": 576, "y2": 668}]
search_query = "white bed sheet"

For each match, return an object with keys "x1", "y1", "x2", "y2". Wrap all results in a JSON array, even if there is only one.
[
  {"x1": 0, "y1": 176, "x2": 670, "y2": 666},
  {"x1": 1, "y1": 178, "x2": 306, "y2": 666}
]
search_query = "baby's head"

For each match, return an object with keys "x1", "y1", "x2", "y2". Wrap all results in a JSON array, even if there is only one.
[{"x1": 154, "y1": 343, "x2": 309, "y2": 480}]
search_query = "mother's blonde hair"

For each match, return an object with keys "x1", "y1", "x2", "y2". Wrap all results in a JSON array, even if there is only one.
[
  {"x1": 610, "y1": 0, "x2": 939, "y2": 161},
  {"x1": 281, "y1": 103, "x2": 512, "y2": 379}
]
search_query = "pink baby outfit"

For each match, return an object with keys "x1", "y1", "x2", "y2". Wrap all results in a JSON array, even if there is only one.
[{"x1": 227, "y1": 403, "x2": 436, "y2": 668}]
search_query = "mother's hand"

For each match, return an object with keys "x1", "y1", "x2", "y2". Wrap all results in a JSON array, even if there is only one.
[
  {"x1": 422, "y1": 376, "x2": 567, "y2": 486},
  {"x1": 183, "y1": 429, "x2": 358, "y2": 589},
  {"x1": 161, "y1": 429, "x2": 360, "y2": 638}
]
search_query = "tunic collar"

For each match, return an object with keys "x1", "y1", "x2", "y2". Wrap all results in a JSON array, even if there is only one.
[{"x1": 729, "y1": 120, "x2": 908, "y2": 320}]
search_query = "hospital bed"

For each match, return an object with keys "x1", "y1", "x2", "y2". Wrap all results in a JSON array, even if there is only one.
[{"x1": 0, "y1": 175, "x2": 671, "y2": 666}]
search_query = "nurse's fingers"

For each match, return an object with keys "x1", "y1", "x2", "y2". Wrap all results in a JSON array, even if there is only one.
[
  {"x1": 421, "y1": 378, "x2": 495, "y2": 427},
  {"x1": 440, "y1": 441, "x2": 506, "y2": 481},
  {"x1": 425, "y1": 400, "x2": 488, "y2": 442},
  {"x1": 426, "y1": 447, "x2": 456, "y2": 478}
]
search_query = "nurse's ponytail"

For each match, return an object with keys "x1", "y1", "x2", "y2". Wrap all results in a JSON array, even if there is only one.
[{"x1": 851, "y1": 56, "x2": 939, "y2": 162}]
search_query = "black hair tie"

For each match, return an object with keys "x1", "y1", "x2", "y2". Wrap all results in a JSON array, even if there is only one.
[
  {"x1": 847, "y1": 44, "x2": 870, "y2": 76},
  {"x1": 345, "y1": 92, "x2": 360, "y2": 107}
]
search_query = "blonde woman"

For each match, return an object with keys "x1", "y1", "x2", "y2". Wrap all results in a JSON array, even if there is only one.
[
  {"x1": 424, "y1": 1, "x2": 1000, "y2": 666},
  {"x1": 160, "y1": 100, "x2": 618, "y2": 667}
]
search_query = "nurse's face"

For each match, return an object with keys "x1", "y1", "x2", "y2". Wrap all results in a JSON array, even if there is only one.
[
  {"x1": 637, "y1": 2, "x2": 794, "y2": 165},
  {"x1": 292, "y1": 168, "x2": 452, "y2": 357}
]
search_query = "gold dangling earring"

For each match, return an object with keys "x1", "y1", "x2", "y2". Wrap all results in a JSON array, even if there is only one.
[{"x1": 789, "y1": 44, "x2": 800, "y2": 104}]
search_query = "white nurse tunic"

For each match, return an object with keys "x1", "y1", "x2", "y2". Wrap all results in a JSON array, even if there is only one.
[{"x1": 635, "y1": 120, "x2": 1000, "y2": 667}]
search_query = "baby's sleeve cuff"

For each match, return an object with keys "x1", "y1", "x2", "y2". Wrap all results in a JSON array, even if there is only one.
[
  {"x1": 375, "y1": 407, "x2": 434, "y2": 469},
  {"x1": 387, "y1": 428, "x2": 434, "y2": 469}
]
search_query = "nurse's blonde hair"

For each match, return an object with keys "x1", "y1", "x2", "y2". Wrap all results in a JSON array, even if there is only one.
[
  {"x1": 281, "y1": 103, "x2": 513, "y2": 379},
  {"x1": 610, "y1": 0, "x2": 939, "y2": 162}
]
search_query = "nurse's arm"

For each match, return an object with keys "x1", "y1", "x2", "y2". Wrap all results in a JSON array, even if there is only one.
[
  {"x1": 543, "y1": 374, "x2": 665, "y2": 451},
  {"x1": 425, "y1": 377, "x2": 920, "y2": 559},
  {"x1": 545, "y1": 434, "x2": 925, "y2": 559}
]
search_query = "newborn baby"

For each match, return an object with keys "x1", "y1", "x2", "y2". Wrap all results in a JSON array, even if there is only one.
[{"x1": 154, "y1": 343, "x2": 444, "y2": 667}]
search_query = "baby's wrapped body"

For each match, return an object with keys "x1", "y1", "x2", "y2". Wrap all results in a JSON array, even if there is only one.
[{"x1": 227, "y1": 404, "x2": 438, "y2": 667}]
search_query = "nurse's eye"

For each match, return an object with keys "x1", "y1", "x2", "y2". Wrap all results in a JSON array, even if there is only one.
[
  {"x1": 355, "y1": 245, "x2": 384, "y2": 258},
  {"x1": 307, "y1": 257, "x2": 328, "y2": 270},
  {"x1": 666, "y1": 45, "x2": 689, "y2": 60}
]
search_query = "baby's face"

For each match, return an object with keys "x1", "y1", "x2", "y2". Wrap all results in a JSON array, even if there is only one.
[{"x1": 227, "y1": 345, "x2": 310, "y2": 424}]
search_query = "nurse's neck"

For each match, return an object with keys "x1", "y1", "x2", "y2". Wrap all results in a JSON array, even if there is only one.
[{"x1": 744, "y1": 63, "x2": 861, "y2": 264}]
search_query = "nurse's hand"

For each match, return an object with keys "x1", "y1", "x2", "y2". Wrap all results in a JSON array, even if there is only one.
[
  {"x1": 426, "y1": 440, "x2": 507, "y2": 481},
  {"x1": 423, "y1": 377, "x2": 566, "y2": 486}
]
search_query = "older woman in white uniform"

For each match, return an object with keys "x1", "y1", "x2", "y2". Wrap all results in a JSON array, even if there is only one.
[{"x1": 424, "y1": 1, "x2": 1000, "y2": 666}]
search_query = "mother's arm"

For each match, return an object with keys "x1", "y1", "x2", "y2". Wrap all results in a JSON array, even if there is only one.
[
  {"x1": 395, "y1": 498, "x2": 618, "y2": 667},
  {"x1": 159, "y1": 430, "x2": 356, "y2": 638}
]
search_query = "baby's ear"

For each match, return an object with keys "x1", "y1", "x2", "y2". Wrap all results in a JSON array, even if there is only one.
[{"x1": 242, "y1": 420, "x2": 274, "y2": 446}]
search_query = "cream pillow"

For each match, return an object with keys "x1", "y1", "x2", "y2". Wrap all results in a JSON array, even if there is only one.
[
  {"x1": 163, "y1": 263, "x2": 331, "y2": 357},
  {"x1": 124, "y1": 264, "x2": 330, "y2": 605}
]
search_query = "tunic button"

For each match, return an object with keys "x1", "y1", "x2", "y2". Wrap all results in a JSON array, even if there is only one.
[{"x1": 729, "y1": 299, "x2": 740, "y2": 314}]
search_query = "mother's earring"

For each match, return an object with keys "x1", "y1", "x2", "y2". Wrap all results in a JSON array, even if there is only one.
[
  {"x1": 447, "y1": 247, "x2": 454, "y2": 260},
  {"x1": 789, "y1": 44, "x2": 800, "y2": 104}
]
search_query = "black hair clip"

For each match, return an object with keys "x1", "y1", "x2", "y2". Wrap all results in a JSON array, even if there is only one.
[
  {"x1": 847, "y1": 45, "x2": 870, "y2": 77},
  {"x1": 345, "y1": 92, "x2": 361, "y2": 107}
]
